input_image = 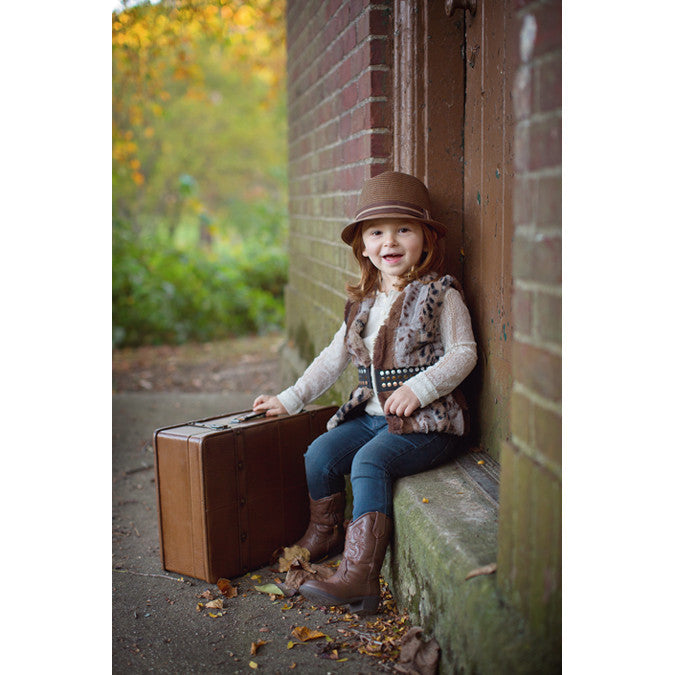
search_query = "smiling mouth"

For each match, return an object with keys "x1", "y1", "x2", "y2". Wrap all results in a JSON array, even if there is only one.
[{"x1": 382, "y1": 254, "x2": 403, "y2": 264}]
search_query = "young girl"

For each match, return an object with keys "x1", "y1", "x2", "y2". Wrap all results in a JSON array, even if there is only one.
[{"x1": 253, "y1": 171, "x2": 477, "y2": 614}]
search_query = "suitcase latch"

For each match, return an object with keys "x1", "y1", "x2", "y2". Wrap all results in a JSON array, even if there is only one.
[{"x1": 186, "y1": 411, "x2": 267, "y2": 430}]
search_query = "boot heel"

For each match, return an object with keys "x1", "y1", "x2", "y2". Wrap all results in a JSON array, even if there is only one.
[{"x1": 348, "y1": 595, "x2": 379, "y2": 614}]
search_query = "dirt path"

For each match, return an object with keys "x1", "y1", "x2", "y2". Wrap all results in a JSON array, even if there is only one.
[{"x1": 112, "y1": 332, "x2": 283, "y2": 395}]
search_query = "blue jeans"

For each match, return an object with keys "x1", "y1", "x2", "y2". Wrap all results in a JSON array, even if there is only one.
[{"x1": 304, "y1": 413, "x2": 462, "y2": 519}]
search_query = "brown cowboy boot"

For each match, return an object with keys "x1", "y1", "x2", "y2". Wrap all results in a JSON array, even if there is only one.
[
  {"x1": 295, "y1": 492, "x2": 346, "y2": 562},
  {"x1": 299, "y1": 511, "x2": 393, "y2": 614}
]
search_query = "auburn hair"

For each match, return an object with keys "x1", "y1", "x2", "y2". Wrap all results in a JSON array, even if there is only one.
[{"x1": 345, "y1": 221, "x2": 445, "y2": 302}]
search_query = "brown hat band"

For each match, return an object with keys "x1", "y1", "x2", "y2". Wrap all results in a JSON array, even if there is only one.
[{"x1": 354, "y1": 200, "x2": 431, "y2": 222}]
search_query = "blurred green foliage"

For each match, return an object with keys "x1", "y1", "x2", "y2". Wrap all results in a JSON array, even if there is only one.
[
  {"x1": 113, "y1": 218, "x2": 286, "y2": 347},
  {"x1": 112, "y1": 0, "x2": 288, "y2": 348}
]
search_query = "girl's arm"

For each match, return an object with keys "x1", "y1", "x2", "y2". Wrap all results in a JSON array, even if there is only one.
[
  {"x1": 404, "y1": 288, "x2": 477, "y2": 408},
  {"x1": 253, "y1": 322, "x2": 350, "y2": 416}
]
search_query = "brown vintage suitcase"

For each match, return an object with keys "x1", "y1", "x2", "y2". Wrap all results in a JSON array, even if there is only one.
[{"x1": 153, "y1": 405, "x2": 337, "y2": 583}]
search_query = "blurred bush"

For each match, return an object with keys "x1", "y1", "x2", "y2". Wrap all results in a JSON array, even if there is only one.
[{"x1": 113, "y1": 218, "x2": 287, "y2": 348}]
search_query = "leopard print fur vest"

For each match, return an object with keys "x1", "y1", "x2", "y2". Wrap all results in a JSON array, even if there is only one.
[{"x1": 326, "y1": 274, "x2": 470, "y2": 436}]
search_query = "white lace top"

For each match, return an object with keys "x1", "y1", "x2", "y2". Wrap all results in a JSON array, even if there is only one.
[{"x1": 277, "y1": 287, "x2": 477, "y2": 416}]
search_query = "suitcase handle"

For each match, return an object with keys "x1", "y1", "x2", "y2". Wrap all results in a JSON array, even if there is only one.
[{"x1": 186, "y1": 410, "x2": 267, "y2": 430}]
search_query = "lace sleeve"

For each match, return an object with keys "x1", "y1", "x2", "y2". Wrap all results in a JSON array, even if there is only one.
[
  {"x1": 276, "y1": 323, "x2": 350, "y2": 415},
  {"x1": 406, "y1": 288, "x2": 477, "y2": 408}
]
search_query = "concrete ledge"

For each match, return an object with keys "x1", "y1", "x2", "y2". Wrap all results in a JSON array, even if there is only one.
[{"x1": 383, "y1": 455, "x2": 556, "y2": 674}]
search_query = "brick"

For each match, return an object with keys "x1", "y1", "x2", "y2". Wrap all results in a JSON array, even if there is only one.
[
  {"x1": 340, "y1": 82, "x2": 358, "y2": 109},
  {"x1": 534, "y1": 173, "x2": 561, "y2": 229},
  {"x1": 351, "y1": 105, "x2": 367, "y2": 134},
  {"x1": 513, "y1": 231, "x2": 562, "y2": 286},
  {"x1": 368, "y1": 7, "x2": 391, "y2": 37},
  {"x1": 369, "y1": 36, "x2": 388, "y2": 67},
  {"x1": 342, "y1": 135, "x2": 367, "y2": 163},
  {"x1": 356, "y1": 9, "x2": 371, "y2": 44},
  {"x1": 532, "y1": 235, "x2": 561, "y2": 285},
  {"x1": 512, "y1": 231, "x2": 534, "y2": 281},
  {"x1": 371, "y1": 99, "x2": 390, "y2": 128},
  {"x1": 513, "y1": 286, "x2": 533, "y2": 336},
  {"x1": 532, "y1": 403, "x2": 561, "y2": 467},
  {"x1": 536, "y1": 54, "x2": 561, "y2": 114},
  {"x1": 339, "y1": 110, "x2": 352, "y2": 139},
  {"x1": 340, "y1": 24, "x2": 357, "y2": 57},
  {"x1": 536, "y1": 291, "x2": 561, "y2": 344},
  {"x1": 339, "y1": 58, "x2": 352, "y2": 89},
  {"x1": 528, "y1": 114, "x2": 561, "y2": 171},
  {"x1": 349, "y1": 42, "x2": 370, "y2": 80},
  {"x1": 513, "y1": 341, "x2": 561, "y2": 403},
  {"x1": 531, "y1": 1, "x2": 562, "y2": 59},
  {"x1": 370, "y1": 131, "x2": 391, "y2": 159},
  {"x1": 369, "y1": 68, "x2": 388, "y2": 97}
]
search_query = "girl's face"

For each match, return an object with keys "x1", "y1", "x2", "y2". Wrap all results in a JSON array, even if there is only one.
[{"x1": 361, "y1": 219, "x2": 425, "y2": 292}]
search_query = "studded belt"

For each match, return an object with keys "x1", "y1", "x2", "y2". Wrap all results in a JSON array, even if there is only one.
[{"x1": 357, "y1": 365, "x2": 427, "y2": 392}]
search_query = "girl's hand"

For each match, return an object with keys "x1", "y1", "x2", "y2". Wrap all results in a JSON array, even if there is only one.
[
  {"x1": 252, "y1": 394, "x2": 288, "y2": 417},
  {"x1": 383, "y1": 385, "x2": 421, "y2": 418}
]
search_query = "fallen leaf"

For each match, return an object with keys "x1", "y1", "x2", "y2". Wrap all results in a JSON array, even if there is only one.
[
  {"x1": 465, "y1": 562, "x2": 497, "y2": 580},
  {"x1": 287, "y1": 641, "x2": 295, "y2": 649},
  {"x1": 249, "y1": 661, "x2": 258, "y2": 669},
  {"x1": 205, "y1": 598, "x2": 224, "y2": 609},
  {"x1": 254, "y1": 584, "x2": 284, "y2": 596},
  {"x1": 198, "y1": 590, "x2": 215, "y2": 600},
  {"x1": 250, "y1": 640, "x2": 268, "y2": 656},
  {"x1": 422, "y1": 498, "x2": 429, "y2": 503},
  {"x1": 284, "y1": 561, "x2": 334, "y2": 592},
  {"x1": 477, "y1": 459, "x2": 485, "y2": 465},
  {"x1": 278, "y1": 545, "x2": 310, "y2": 572},
  {"x1": 217, "y1": 578, "x2": 238, "y2": 598},
  {"x1": 394, "y1": 626, "x2": 440, "y2": 674},
  {"x1": 291, "y1": 626, "x2": 326, "y2": 642},
  {"x1": 250, "y1": 574, "x2": 262, "y2": 581},
  {"x1": 289, "y1": 662, "x2": 297, "y2": 669},
  {"x1": 196, "y1": 603, "x2": 204, "y2": 612}
]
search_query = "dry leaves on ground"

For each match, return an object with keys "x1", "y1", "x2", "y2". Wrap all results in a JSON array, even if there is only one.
[
  {"x1": 217, "y1": 577, "x2": 238, "y2": 597},
  {"x1": 290, "y1": 626, "x2": 327, "y2": 642},
  {"x1": 393, "y1": 626, "x2": 440, "y2": 675},
  {"x1": 250, "y1": 639, "x2": 268, "y2": 656},
  {"x1": 275, "y1": 545, "x2": 336, "y2": 594}
]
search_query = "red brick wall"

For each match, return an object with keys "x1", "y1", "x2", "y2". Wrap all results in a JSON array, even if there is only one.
[
  {"x1": 498, "y1": 0, "x2": 561, "y2": 647},
  {"x1": 284, "y1": 1, "x2": 393, "y2": 373}
]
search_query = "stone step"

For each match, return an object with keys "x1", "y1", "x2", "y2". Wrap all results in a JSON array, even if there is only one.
[{"x1": 383, "y1": 451, "x2": 552, "y2": 674}]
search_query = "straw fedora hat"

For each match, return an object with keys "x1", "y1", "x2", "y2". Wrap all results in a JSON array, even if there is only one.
[{"x1": 341, "y1": 171, "x2": 448, "y2": 245}]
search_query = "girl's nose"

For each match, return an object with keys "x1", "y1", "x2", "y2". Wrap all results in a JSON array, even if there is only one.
[{"x1": 383, "y1": 230, "x2": 397, "y2": 245}]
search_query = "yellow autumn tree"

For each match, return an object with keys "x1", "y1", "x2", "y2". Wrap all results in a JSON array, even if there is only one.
[{"x1": 112, "y1": 0, "x2": 286, "y2": 239}]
